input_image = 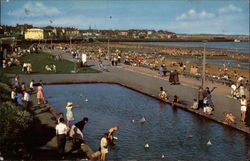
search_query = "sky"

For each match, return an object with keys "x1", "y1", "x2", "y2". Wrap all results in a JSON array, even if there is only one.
[{"x1": 1, "y1": 0, "x2": 249, "y2": 35}]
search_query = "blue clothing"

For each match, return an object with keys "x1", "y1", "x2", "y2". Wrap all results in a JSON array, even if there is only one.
[{"x1": 16, "y1": 93, "x2": 23, "y2": 105}]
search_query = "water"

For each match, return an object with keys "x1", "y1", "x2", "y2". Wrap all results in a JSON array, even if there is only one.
[
  {"x1": 137, "y1": 42, "x2": 250, "y2": 54},
  {"x1": 44, "y1": 84, "x2": 249, "y2": 161}
]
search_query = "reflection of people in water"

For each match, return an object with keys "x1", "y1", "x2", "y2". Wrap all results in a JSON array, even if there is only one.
[{"x1": 108, "y1": 126, "x2": 119, "y2": 146}]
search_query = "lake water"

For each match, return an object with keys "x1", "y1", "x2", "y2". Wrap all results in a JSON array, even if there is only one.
[
  {"x1": 137, "y1": 42, "x2": 250, "y2": 54},
  {"x1": 44, "y1": 84, "x2": 249, "y2": 161}
]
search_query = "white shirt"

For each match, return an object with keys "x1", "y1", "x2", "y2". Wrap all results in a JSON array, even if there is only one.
[
  {"x1": 56, "y1": 123, "x2": 67, "y2": 135},
  {"x1": 30, "y1": 82, "x2": 34, "y2": 89},
  {"x1": 100, "y1": 137, "x2": 108, "y2": 149},
  {"x1": 241, "y1": 99, "x2": 247, "y2": 107},
  {"x1": 23, "y1": 92, "x2": 30, "y2": 102},
  {"x1": 11, "y1": 91, "x2": 16, "y2": 100}
]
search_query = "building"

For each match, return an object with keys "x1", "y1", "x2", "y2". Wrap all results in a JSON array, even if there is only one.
[
  {"x1": 63, "y1": 28, "x2": 80, "y2": 39},
  {"x1": 24, "y1": 28, "x2": 50, "y2": 40}
]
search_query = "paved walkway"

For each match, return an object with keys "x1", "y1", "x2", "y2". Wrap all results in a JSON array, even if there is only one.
[{"x1": 17, "y1": 49, "x2": 249, "y2": 135}]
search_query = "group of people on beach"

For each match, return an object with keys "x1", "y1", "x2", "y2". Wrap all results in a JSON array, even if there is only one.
[{"x1": 55, "y1": 101, "x2": 119, "y2": 160}]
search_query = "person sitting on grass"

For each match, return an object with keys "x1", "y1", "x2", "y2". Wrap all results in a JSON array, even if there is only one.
[
  {"x1": 45, "y1": 65, "x2": 52, "y2": 71},
  {"x1": 224, "y1": 112, "x2": 236, "y2": 124},
  {"x1": 190, "y1": 99, "x2": 198, "y2": 110}
]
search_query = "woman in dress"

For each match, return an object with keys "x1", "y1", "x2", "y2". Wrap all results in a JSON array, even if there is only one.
[{"x1": 37, "y1": 84, "x2": 46, "y2": 105}]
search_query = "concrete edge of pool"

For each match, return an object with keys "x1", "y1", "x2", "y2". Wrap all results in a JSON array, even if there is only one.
[{"x1": 44, "y1": 81, "x2": 250, "y2": 134}]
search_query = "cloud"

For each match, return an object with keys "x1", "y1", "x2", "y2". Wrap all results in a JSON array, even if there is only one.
[
  {"x1": 168, "y1": 13, "x2": 248, "y2": 34},
  {"x1": 8, "y1": 2, "x2": 60, "y2": 17},
  {"x1": 176, "y1": 9, "x2": 214, "y2": 21},
  {"x1": 218, "y1": 4, "x2": 242, "y2": 14}
]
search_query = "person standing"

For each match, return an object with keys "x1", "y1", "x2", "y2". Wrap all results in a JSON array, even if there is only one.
[
  {"x1": 14, "y1": 74, "x2": 20, "y2": 88},
  {"x1": 240, "y1": 95, "x2": 248, "y2": 122},
  {"x1": 169, "y1": 71, "x2": 174, "y2": 84},
  {"x1": 37, "y1": 84, "x2": 46, "y2": 105},
  {"x1": 65, "y1": 102, "x2": 79, "y2": 124},
  {"x1": 198, "y1": 87, "x2": 205, "y2": 110},
  {"x1": 173, "y1": 70, "x2": 179, "y2": 85},
  {"x1": 21, "y1": 82, "x2": 26, "y2": 91},
  {"x1": 29, "y1": 80, "x2": 34, "y2": 93},
  {"x1": 23, "y1": 90, "x2": 31, "y2": 111},
  {"x1": 56, "y1": 118, "x2": 67, "y2": 159},
  {"x1": 205, "y1": 87, "x2": 216, "y2": 110},
  {"x1": 238, "y1": 84, "x2": 245, "y2": 98},
  {"x1": 159, "y1": 65, "x2": 164, "y2": 77},
  {"x1": 100, "y1": 133, "x2": 108, "y2": 161},
  {"x1": 11, "y1": 88, "x2": 17, "y2": 105}
]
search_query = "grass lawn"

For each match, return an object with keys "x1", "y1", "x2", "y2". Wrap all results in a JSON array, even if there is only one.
[{"x1": 4, "y1": 52, "x2": 100, "y2": 74}]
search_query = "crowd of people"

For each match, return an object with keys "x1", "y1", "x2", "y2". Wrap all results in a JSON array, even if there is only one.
[
  {"x1": 55, "y1": 110, "x2": 119, "y2": 160},
  {"x1": 49, "y1": 42, "x2": 249, "y2": 86},
  {"x1": 2, "y1": 45, "x2": 42, "y2": 70},
  {"x1": 4, "y1": 42, "x2": 249, "y2": 160},
  {"x1": 10, "y1": 73, "x2": 120, "y2": 160}
]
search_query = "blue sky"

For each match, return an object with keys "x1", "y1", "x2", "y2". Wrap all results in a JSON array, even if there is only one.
[{"x1": 1, "y1": 0, "x2": 249, "y2": 34}]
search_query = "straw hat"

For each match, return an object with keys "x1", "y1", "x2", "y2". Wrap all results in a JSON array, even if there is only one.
[{"x1": 67, "y1": 102, "x2": 73, "y2": 106}]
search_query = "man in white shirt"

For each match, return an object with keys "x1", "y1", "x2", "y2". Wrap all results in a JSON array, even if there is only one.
[
  {"x1": 23, "y1": 90, "x2": 31, "y2": 111},
  {"x1": 56, "y1": 118, "x2": 67, "y2": 159}
]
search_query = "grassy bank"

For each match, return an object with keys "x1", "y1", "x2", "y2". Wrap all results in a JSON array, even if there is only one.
[{"x1": 4, "y1": 52, "x2": 100, "y2": 74}]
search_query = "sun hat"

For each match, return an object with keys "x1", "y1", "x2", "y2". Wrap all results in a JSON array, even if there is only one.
[{"x1": 67, "y1": 102, "x2": 73, "y2": 106}]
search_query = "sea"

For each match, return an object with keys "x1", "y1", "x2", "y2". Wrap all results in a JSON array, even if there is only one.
[{"x1": 137, "y1": 42, "x2": 250, "y2": 54}]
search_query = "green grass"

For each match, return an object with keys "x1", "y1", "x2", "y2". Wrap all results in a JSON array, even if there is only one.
[{"x1": 4, "y1": 52, "x2": 100, "y2": 74}]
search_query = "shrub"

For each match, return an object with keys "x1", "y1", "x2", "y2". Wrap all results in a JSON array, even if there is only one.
[
  {"x1": 0, "y1": 101, "x2": 33, "y2": 158},
  {"x1": 0, "y1": 69, "x2": 12, "y2": 86},
  {"x1": 0, "y1": 82, "x2": 11, "y2": 102}
]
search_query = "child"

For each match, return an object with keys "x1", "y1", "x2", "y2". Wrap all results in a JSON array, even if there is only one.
[
  {"x1": 224, "y1": 112, "x2": 236, "y2": 124},
  {"x1": 190, "y1": 99, "x2": 198, "y2": 110},
  {"x1": 159, "y1": 87, "x2": 168, "y2": 100},
  {"x1": 66, "y1": 102, "x2": 80, "y2": 125},
  {"x1": 203, "y1": 103, "x2": 213, "y2": 115},
  {"x1": 30, "y1": 80, "x2": 34, "y2": 93},
  {"x1": 172, "y1": 95, "x2": 179, "y2": 107}
]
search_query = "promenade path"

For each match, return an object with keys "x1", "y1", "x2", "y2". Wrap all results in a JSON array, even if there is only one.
[{"x1": 17, "y1": 49, "x2": 249, "y2": 135}]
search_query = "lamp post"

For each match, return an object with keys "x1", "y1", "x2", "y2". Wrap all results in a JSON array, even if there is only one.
[
  {"x1": 202, "y1": 40, "x2": 207, "y2": 89},
  {"x1": 105, "y1": 16, "x2": 112, "y2": 60}
]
